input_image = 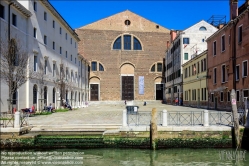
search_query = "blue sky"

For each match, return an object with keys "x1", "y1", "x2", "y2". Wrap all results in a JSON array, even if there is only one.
[{"x1": 49, "y1": 0, "x2": 246, "y2": 30}]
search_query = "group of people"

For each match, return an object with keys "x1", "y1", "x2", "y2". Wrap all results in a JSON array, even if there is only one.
[
  {"x1": 175, "y1": 97, "x2": 183, "y2": 106},
  {"x1": 62, "y1": 99, "x2": 72, "y2": 110}
]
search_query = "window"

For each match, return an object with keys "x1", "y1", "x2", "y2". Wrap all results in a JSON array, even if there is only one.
[
  {"x1": 197, "y1": 62, "x2": 200, "y2": 73},
  {"x1": 221, "y1": 35, "x2": 225, "y2": 52},
  {"x1": 91, "y1": 61, "x2": 97, "y2": 71},
  {"x1": 66, "y1": 33, "x2": 67, "y2": 40},
  {"x1": 75, "y1": 42, "x2": 76, "y2": 48},
  {"x1": 66, "y1": 51, "x2": 67, "y2": 58},
  {"x1": 184, "y1": 68, "x2": 187, "y2": 78},
  {"x1": 53, "y1": 41, "x2": 55, "y2": 50},
  {"x1": 204, "y1": 88, "x2": 207, "y2": 101},
  {"x1": 211, "y1": 93, "x2": 214, "y2": 102},
  {"x1": 44, "y1": 35, "x2": 47, "y2": 45},
  {"x1": 157, "y1": 63, "x2": 162, "y2": 72},
  {"x1": 33, "y1": 85, "x2": 37, "y2": 104},
  {"x1": 192, "y1": 89, "x2": 196, "y2": 100},
  {"x1": 236, "y1": 65, "x2": 240, "y2": 80},
  {"x1": 12, "y1": 13, "x2": 16, "y2": 26},
  {"x1": 168, "y1": 88, "x2": 171, "y2": 93},
  {"x1": 44, "y1": 12, "x2": 47, "y2": 21},
  {"x1": 184, "y1": 53, "x2": 188, "y2": 60},
  {"x1": 213, "y1": 68, "x2": 217, "y2": 84},
  {"x1": 60, "y1": 47, "x2": 62, "y2": 54},
  {"x1": 53, "y1": 20, "x2": 55, "y2": 28},
  {"x1": 213, "y1": 41, "x2": 216, "y2": 56},
  {"x1": 220, "y1": 91, "x2": 224, "y2": 102},
  {"x1": 203, "y1": 58, "x2": 206, "y2": 71},
  {"x1": 33, "y1": 28, "x2": 37, "y2": 38},
  {"x1": 151, "y1": 64, "x2": 155, "y2": 72},
  {"x1": 151, "y1": 63, "x2": 163, "y2": 72},
  {"x1": 44, "y1": 60, "x2": 47, "y2": 75},
  {"x1": 75, "y1": 57, "x2": 76, "y2": 64},
  {"x1": 113, "y1": 36, "x2": 121, "y2": 49},
  {"x1": 124, "y1": 35, "x2": 131, "y2": 50},
  {"x1": 71, "y1": 55, "x2": 72, "y2": 61},
  {"x1": 71, "y1": 38, "x2": 72, "y2": 44},
  {"x1": 238, "y1": 26, "x2": 242, "y2": 43},
  {"x1": 199, "y1": 26, "x2": 207, "y2": 31},
  {"x1": 133, "y1": 37, "x2": 142, "y2": 50},
  {"x1": 71, "y1": 71, "x2": 73, "y2": 82},
  {"x1": 0, "y1": 4, "x2": 4, "y2": 19},
  {"x1": 221, "y1": 65, "x2": 226, "y2": 83},
  {"x1": 34, "y1": 56, "x2": 37, "y2": 71},
  {"x1": 60, "y1": 27, "x2": 62, "y2": 34},
  {"x1": 227, "y1": 92, "x2": 230, "y2": 102},
  {"x1": 236, "y1": 90, "x2": 240, "y2": 101},
  {"x1": 183, "y1": 38, "x2": 189, "y2": 44},
  {"x1": 99, "y1": 63, "x2": 104, "y2": 71},
  {"x1": 53, "y1": 63, "x2": 55, "y2": 77},
  {"x1": 53, "y1": 88, "x2": 55, "y2": 103},
  {"x1": 34, "y1": 1, "x2": 37, "y2": 11},
  {"x1": 242, "y1": 61, "x2": 248, "y2": 77},
  {"x1": 124, "y1": 20, "x2": 131, "y2": 25}
]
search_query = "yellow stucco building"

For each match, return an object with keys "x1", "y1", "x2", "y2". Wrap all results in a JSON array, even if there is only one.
[{"x1": 182, "y1": 50, "x2": 208, "y2": 108}]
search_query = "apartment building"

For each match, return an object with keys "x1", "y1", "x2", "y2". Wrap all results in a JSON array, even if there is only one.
[
  {"x1": 182, "y1": 50, "x2": 208, "y2": 108},
  {"x1": 0, "y1": 0, "x2": 89, "y2": 112},
  {"x1": 165, "y1": 21, "x2": 217, "y2": 104},
  {"x1": 206, "y1": 0, "x2": 249, "y2": 110}
]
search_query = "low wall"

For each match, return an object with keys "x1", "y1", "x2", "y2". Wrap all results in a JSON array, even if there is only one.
[{"x1": 1, "y1": 127, "x2": 243, "y2": 149}]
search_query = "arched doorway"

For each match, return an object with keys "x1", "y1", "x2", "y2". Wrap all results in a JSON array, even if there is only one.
[
  {"x1": 120, "y1": 63, "x2": 135, "y2": 100},
  {"x1": 154, "y1": 77, "x2": 164, "y2": 100},
  {"x1": 89, "y1": 77, "x2": 100, "y2": 101}
]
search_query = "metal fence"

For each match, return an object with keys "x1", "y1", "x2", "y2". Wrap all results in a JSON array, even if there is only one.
[
  {"x1": 0, "y1": 112, "x2": 29, "y2": 128},
  {"x1": 127, "y1": 110, "x2": 246, "y2": 127}
]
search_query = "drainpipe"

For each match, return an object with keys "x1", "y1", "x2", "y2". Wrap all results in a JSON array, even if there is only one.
[{"x1": 232, "y1": 20, "x2": 238, "y2": 91}]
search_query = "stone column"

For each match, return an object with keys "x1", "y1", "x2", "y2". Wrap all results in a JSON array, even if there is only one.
[
  {"x1": 162, "y1": 109, "x2": 167, "y2": 127},
  {"x1": 123, "y1": 109, "x2": 127, "y2": 127},
  {"x1": 150, "y1": 108, "x2": 158, "y2": 150},
  {"x1": 203, "y1": 110, "x2": 209, "y2": 127},
  {"x1": 14, "y1": 111, "x2": 20, "y2": 128}
]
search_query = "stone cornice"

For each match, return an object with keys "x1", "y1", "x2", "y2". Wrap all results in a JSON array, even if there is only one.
[{"x1": 9, "y1": 0, "x2": 32, "y2": 17}]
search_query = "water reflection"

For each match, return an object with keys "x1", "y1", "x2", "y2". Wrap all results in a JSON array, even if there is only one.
[{"x1": 2, "y1": 148, "x2": 249, "y2": 166}]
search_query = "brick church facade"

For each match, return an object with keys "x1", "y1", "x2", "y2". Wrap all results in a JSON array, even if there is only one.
[{"x1": 76, "y1": 10, "x2": 170, "y2": 101}]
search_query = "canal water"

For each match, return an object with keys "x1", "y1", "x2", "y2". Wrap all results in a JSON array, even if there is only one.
[{"x1": 1, "y1": 148, "x2": 249, "y2": 166}]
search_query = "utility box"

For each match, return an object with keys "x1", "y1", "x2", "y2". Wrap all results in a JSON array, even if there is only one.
[{"x1": 126, "y1": 106, "x2": 139, "y2": 114}]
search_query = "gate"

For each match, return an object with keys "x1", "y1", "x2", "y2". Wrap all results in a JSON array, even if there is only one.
[
  {"x1": 90, "y1": 84, "x2": 99, "y2": 101},
  {"x1": 122, "y1": 76, "x2": 134, "y2": 100}
]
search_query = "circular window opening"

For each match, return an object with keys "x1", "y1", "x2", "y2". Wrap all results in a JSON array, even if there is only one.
[{"x1": 124, "y1": 20, "x2": 131, "y2": 26}]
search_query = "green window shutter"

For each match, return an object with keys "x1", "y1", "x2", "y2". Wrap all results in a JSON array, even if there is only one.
[{"x1": 184, "y1": 53, "x2": 188, "y2": 60}]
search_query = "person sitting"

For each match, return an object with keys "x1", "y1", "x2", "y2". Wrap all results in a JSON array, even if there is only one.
[
  {"x1": 47, "y1": 103, "x2": 53, "y2": 112},
  {"x1": 65, "y1": 102, "x2": 72, "y2": 110}
]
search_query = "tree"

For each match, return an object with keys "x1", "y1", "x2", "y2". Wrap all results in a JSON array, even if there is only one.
[{"x1": 0, "y1": 37, "x2": 34, "y2": 113}]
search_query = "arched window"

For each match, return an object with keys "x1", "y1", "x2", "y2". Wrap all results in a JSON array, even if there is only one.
[
  {"x1": 134, "y1": 37, "x2": 142, "y2": 50},
  {"x1": 91, "y1": 61, "x2": 97, "y2": 71},
  {"x1": 33, "y1": 85, "x2": 37, "y2": 104},
  {"x1": 113, "y1": 36, "x2": 121, "y2": 49},
  {"x1": 199, "y1": 26, "x2": 207, "y2": 31},
  {"x1": 53, "y1": 88, "x2": 55, "y2": 103},
  {"x1": 151, "y1": 64, "x2": 155, "y2": 72},
  {"x1": 151, "y1": 62, "x2": 163, "y2": 72},
  {"x1": 99, "y1": 63, "x2": 104, "y2": 71}
]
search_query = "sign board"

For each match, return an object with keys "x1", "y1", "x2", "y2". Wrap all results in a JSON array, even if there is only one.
[{"x1": 139, "y1": 76, "x2": 144, "y2": 95}]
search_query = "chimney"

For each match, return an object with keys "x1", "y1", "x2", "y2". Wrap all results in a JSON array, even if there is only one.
[
  {"x1": 170, "y1": 30, "x2": 177, "y2": 42},
  {"x1": 230, "y1": 0, "x2": 238, "y2": 20}
]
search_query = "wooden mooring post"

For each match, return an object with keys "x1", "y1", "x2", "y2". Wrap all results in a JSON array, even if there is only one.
[
  {"x1": 150, "y1": 108, "x2": 158, "y2": 150},
  {"x1": 230, "y1": 89, "x2": 240, "y2": 148}
]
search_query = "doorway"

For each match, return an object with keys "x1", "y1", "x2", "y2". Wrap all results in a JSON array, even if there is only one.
[
  {"x1": 122, "y1": 76, "x2": 134, "y2": 100},
  {"x1": 156, "y1": 84, "x2": 164, "y2": 100},
  {"x1": 90, "y1": 84, "x2": 99, "y2": 101},
  {"x1": 214, "y1": 97, "x2": 218, "y2": 110}
]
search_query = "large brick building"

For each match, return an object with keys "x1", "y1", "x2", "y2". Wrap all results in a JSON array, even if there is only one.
[
  {"x1": 206, "y1": 0, "x2": 249, "y2": 110},
  {"x1": 76, "y1": 10, "x2": 170, "y2": 101}
]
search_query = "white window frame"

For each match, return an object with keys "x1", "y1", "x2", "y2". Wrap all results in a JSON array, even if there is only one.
[
  {"x1": 221, "y1": 34, "x2": 225, "y2": 52},
  {"x1": 242, "y1": 60, "x2": 248, "y2": 78},
  {"x1": 238, "y1": 25, "x2": 243, "y2": 44},
  {"x1": 221, "y1": 64, "x2": 226, "y2": 83},
  {"x1": 213, "y1": 67, "x2": 217, "y2": 84},
  {"x1": 213, "y1": 41, "x2": 217, "y2": 56},
  {"x1": 33, "y1": 28, "x2": 37, "y2": 38},
  {"x1": 44, "y1": 12, "x2": 47, "y2": 21}
]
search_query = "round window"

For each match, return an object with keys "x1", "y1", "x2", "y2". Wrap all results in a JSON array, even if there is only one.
[{"x1": 124, "y1": 20, "x2": 131, "y2": 26}]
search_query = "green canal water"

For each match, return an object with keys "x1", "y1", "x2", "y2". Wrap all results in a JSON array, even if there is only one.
[{"x1": 1, "y1": 148, "x2": 249, "y2": 166}]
